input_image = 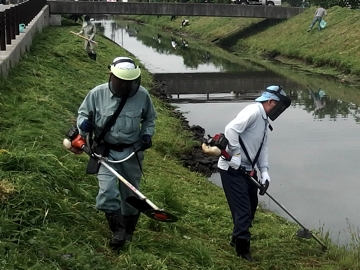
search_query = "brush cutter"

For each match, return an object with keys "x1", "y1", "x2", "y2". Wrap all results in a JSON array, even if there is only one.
[
  {"x1": 90, "y1": 149, "x2": 178, "y2": 223},
  {"x1": 63, "y1": 124, "x2": 178, "y2": 223},
  {"x1": 242, "y1": 170, "x2": 327, "y2": 250},
  {"x1": 70, "y1": 31, "x2": 98, "y2": 44},
  {"x1": 202, "y1": 134, "x2": 327, "y2": 250}
]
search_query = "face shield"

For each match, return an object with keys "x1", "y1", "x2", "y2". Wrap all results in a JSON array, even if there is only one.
[
  {"x1": 256, "y1": 86, "x2": 291, "y2": 121},
  {"x1": 108, "y1": 57, "x2": 141, "y2": 98}
]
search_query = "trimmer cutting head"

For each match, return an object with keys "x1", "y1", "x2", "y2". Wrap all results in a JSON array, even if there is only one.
[
  {"x1": 296, "y1": 229, "x2": 328, "y2": 251},
  {"x1": 296, "y1": 229, "x2": 312, "y2": 239},
  {"x1": 144, "y1": 209, "x2": 178, "y2": 223},
  {"x1": 126, "y1": 196, "x2": 178, "y2": 222}
]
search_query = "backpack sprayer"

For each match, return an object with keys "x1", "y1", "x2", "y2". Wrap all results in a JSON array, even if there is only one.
[
  {"x1": 62, "y1": 122, "x2": 178, "y2": 223},
  {"x1": 202, "y1": 133, "x2": 327, "y2": 250}
]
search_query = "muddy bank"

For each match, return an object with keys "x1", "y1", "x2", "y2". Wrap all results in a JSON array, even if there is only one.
[{"x1": 152, "y1": 80, "x2": 218, "y2": 177}]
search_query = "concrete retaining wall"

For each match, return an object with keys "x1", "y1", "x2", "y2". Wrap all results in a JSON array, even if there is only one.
[{"x1": 0, "y1": 5, "x2": 49, "y2": 78}]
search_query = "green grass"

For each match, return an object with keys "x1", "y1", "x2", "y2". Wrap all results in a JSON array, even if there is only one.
[
  {"x1": 0, "y1": 18, "x2": 359, "y2": 269},
  {"x1": 236, "y1": 6, "x2": 360, "y2": 75}
]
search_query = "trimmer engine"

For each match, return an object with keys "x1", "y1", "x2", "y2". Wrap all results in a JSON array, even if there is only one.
[
  {"x1": 63, "y1": 125, "x2": 86, "y2": 154},
  {"x1": 206, "y1": 133, "x2": 228, "y2": 150}
]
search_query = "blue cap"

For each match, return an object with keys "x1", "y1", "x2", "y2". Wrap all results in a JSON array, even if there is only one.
[{"x1": 255, "y1": 85, "x2": 287, "y2": 102}]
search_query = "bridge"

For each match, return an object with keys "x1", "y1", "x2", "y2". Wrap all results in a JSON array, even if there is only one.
[{"x1": 47, "y1": 1, "x2": 304, "y2": 19}]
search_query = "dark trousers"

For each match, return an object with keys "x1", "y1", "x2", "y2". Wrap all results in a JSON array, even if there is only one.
[{"x1": 220, "y1": 168, "x2": 258, "y2": 240}]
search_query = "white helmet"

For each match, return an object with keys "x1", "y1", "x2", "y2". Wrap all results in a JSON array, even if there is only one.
[{"x1": 108, "y1": 57, "x2": 141, "y2": 98}]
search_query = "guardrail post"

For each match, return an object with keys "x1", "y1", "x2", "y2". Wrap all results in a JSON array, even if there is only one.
[
  {"x1": 23, "y1": 0, "x2": 30, "y2": 25},
  {"x1": 5, "y1": 9, "x2": 11, "y2": 44},
  {"x1": 10, "y1": 7, "x2": 16, "y2": 39},
  {"x1": 14, "y1": 3, "x2": 19, "y2": 35},
  {"x1": 18, "y1": 1, "x2": 23, "y2": 26},
  {"x1": 0, "y1": 12, "x2": 5, "y2": 50},
  {"x1": 30, "y1": 0, "x2": 35, "y2": 20}
]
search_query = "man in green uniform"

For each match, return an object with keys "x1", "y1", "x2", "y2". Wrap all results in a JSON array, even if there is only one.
[{"x1": 77, "y1": 56, "x2": 157, "y2": 249}]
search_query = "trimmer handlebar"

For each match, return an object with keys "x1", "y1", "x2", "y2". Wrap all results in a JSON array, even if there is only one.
[{"x1": 237, "y1": 166, "x2": 269, "y2": 195}]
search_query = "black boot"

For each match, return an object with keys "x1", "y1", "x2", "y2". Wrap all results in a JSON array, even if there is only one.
[
  {"x1": 230, "y1": 235, "x2": 235, "y2": 247},
  {"x1": 105, "y1": 209, "x2": 126, "y2": 249},
  {"x1": 124, "y1": 212, "x2": 140, "y2": 242},
  {"x1": 235, "y1": 238, "x2": 253, "y2": 262},
  {"x1": 91, "y1": 53, "x2": 97, "y2": 61}
]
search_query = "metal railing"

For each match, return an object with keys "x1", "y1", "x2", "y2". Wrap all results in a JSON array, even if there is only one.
[{"x1": 0, "y1": 0, "x2": 46, "y2": 51}]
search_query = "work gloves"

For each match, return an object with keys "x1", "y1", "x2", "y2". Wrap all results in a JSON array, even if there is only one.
[
  {"x1": 260, "y1": 171, "x2": 271, "y2": 185},
  {"x1": 140, "y1": 134, "x2": 152, "y2": 151},
  {"x1": 80, "y1": 119, "x2": 95, "y2": 133},
  {"x1": 228, "y1": 154, "x2": 241, "y2": 170}
]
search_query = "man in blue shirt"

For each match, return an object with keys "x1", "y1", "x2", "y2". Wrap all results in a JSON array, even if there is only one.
[{"x1": 77, "y1": 56, "x2": 157, "y2": 249}]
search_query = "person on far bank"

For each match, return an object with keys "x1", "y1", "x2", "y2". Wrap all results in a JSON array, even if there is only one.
[
  {"x1": 181, "y1": 19, "x2": 189, "y2": 29},
  {"x1": 300, "y1": 0, "x2": 309, "y2": 8},
  {"x1": 77, "y1": 15, "x2": 97, "y2": 60},
  {"x1": 77, "y1": 56, "x2": 157, "y2": 249},
  {"x1": 307, "y1": 5, "x2": 327, "y2": 32},
  {"x1": 218, "y1": 86, "x2": 291, "y2": 262}
]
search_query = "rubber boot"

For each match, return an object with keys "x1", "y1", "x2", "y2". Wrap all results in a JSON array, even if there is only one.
[
  {"x1": 235, "y1": 238, "x2": 253, "y2": 262},
  {"x1": 105, "y1": 209, "x2": 126, "y2": 249},
  {"x1": 124, "y1": 212, "x2": 140, "y2": 242},
  {"x1": 230, "y1": 235, "x2": 235, "y2": 247}
]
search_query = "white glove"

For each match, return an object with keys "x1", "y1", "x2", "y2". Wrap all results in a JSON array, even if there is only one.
[
  {"x1": 228, "y1": 155, "x2": 241, "y2": 170},
  {"x1": 260, "y1": 171, "x2": 271, "y2": 185}
]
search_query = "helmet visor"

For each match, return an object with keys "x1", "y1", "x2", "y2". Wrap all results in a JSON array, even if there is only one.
[
  {"x1": 108, "y1": 57, "x2": 141, "y2": 98},
  {"x1": 268, "y1": 98, "x2": 291, "y2": 121},
  {"x1": 266, "y1": 87, "x2": 291, "y2": 121},
  {"x1": 109, "y1": 75, "x2": 141, "y2": 98}
]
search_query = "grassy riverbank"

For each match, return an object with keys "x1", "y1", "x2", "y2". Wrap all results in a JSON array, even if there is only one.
[
  {"x1": 127, "y1": 6, "x2": 360, "y2": 83},
  {"x1": 0, "y1": 20, "x2": 359, "y2": 269}
]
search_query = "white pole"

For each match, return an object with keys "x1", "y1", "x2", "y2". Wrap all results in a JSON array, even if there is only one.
[{"x1": 99, "y1": 160, "x2": 159, "y2": 210}]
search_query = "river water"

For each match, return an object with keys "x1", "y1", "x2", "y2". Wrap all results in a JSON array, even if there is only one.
[{"x1": 96, "y1": 18, "x2": 360, "y2": 246}]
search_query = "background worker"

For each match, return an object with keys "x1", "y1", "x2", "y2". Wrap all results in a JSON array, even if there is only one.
[
  {"x1": 217, "y1": 86, "x2": 291, "y2": 262},
  {"x1": 181, "y1": 19, "x2": 189, "y2": 28},
  {"x1": 77, "y1": 15, "x2": 97, "y2": 60},
  {"x1": 77, "y1": 56, "x2": 157, "y2": 249},
  {"x1": 307, "y1": 5, "x2": 327, "y2": 32}
]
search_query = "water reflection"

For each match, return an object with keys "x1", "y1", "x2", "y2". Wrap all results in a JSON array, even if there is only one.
[
  {"x1": 289, "y1": 88, "x2": 360, "y2": 123},
  {"x1": 95, "y1": 19, "x2": 264, "y2": 73},
  {"x1": 309, "y1": 87, "x2": 326, "y2": 113},
  {"x1": 156, "y1": 71, "x2": 302, "y2": 102},
  {"x1": 162, "y1": 73, "x2": 360, "y2": 123}
]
